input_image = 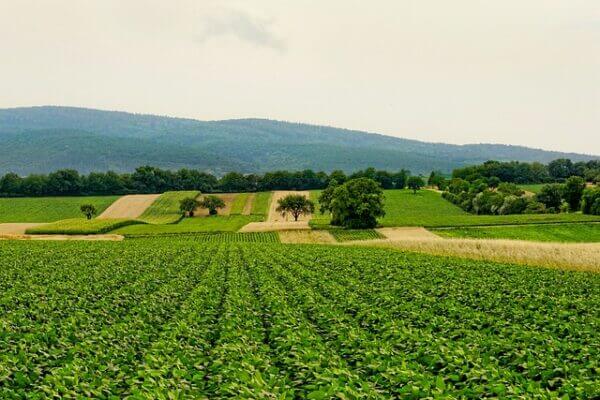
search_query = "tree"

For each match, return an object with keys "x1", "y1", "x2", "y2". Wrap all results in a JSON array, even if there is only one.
[
  {"x1": 536, "y1": 184, "x2": 563, "y2": 211},
  {"x1": 80, "y1": 204, "x2": 97, "y2": 220},
  {"x1": 562, "y1": 176, "x2": 586, "y2": 211},
  {"x1": 329, "y1": 178, "x2": 385, "y2": 228},
  {"x1": 276, "y1": 194, "x2": 315, "y2": 221},
  {"x1": 428, "y1": 171, "x2": 446, "y2": 189},
  {"x1": 548, "y1": 159, "x2": 573, "y2": 181},
  {"x1": 407, "y1": 176, "x2": 425, "y2": 194},
  {"x1": 199, "y1": 195, "x2": 226, "y2": 215},
  {"x1": 179, "y1": 197, "x2": 200, "y2": 217},
  {"x1": 581, "y1": 187, "x2": 600, "y2": 215}
]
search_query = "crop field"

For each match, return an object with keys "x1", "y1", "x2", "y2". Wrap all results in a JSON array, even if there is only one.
[
  {"x1": 138, "y1": 191, "x2": 199, "y2": 224},
  {"x1": 25, "y1": 218, "x2": 141, "y2": 235},
  {"x1": 129, "y1": 232, "x2": 279, "y2": 242},
  {"x1": 229, "y1": 193, "x2": 250, "y2": 214},
  {"x1": 435, "y1": 223, "x2": 600, "y2": 243},
  {"x1": 250, "y1": 191, "x2": 272, "y2": 215},
  {"x1": 0, "y1": 239, "x2": 597, "y2": 398},
  {"x1": 114, "y1": 215, "x2": 263, "y2": 235},
  {"x1": 311, "y1": 189, "x2": 600, "y2": 228},
  {"x1": 329, "y1": 229, "x2": 384, "y2": 242},
  {"x1": 0, "y1": 196, "x2": 120, "y2": 223}
]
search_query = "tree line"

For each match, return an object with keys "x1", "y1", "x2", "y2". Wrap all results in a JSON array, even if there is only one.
[{"x1": 0, "y1": 166, "x2": 410, "y2": 197}]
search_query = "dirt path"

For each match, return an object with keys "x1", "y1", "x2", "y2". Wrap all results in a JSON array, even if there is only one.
[
  {"x1": 242, "y1": 193, "x2": 256, "y2": 215},
  {"x1": 98, "y1": 194, "x2": 160, "y2": 219},
  {"x1": 267, "y1": 191, "x2": 311, "y2": 222},
  {"x1": 0, "y1": 223, "x2": 47, "y2": 235},
  {"x1": 195, "y1": 193, "x2": 236, "y2": 217}
]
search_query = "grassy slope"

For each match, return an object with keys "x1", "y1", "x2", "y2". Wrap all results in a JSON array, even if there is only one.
[
  {"x1": 114, "y1": 215, "x2": 263, "y2": 235},
  {"x1": 251, "y1": 192, "x2": 272, "y2": 215},
  {"x1": 311, "y1": 189, "x2": 600, "y2": 228},
  {"x1": 25, "y1": 218, "x2": 141, "y2": 234},
  {"x1": 0, "y1": 196, "x2": 120, "y2": 223},
  {"x1": 434, "y1": 223, "x2": 600, "y2": 243},
  {"x1": 138, "y1": 191, "x2": 199, "y2": 224},
  {"x1": 229, "y1": 193, "x2": 249, "y2": 215}
]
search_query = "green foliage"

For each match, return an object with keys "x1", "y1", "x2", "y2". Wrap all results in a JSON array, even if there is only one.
[
  {"x1": 25, "y1": 218, "x2": 141, "y2": 234},
  {"x1": 115, "y1": 215, "x2": 263, "y2": 235},
  {"x1": 0, "y1": 196, "x2": 119, "y2": 223},
  {"x1": 435, "y1": 223, "x2": 600, "y2": 243},
  {"x1": 79, "y1": 204, "x2": 97, "y2": 220},
  {"x1": 199, "y1": 195, "x2": 226, "y2": 216},
  {"x1": 0, "y1": 240, "x2": 598, "y2": 398},
  {"x1": 329, "y1": 229, "x2": 384, "y2": 242},
  {"x1": 562, "y1": 176, "x2": 586, "y2": 211},
  {"x1": 140, "y1": 191, "x2": 200, "y2": 224},
  {"x1": 179, "y1": 197, "x2": 200, "y2": 217},
  {"x1": 229, "y1": 193, "x2": 249, "y2": 215},
  {"x1": 329, "y1": 178, "x2": 385, "y2": 228},
  {"x1": 250, "y1": 192, "x2": 272, "y2": 215},
  {"x1": 497, "y1": 182, "x2": 524, "y2": 196},
  {"x1": 276, "y1": 194, "x2": 315, "y2": 221},
  {"x1": 407, "y1": 176, "x2": 425, "y2": 194},
  {"x1": 581, "y1": 187, "x2": 600, "y2": 215},
  {"x1": 535, "y1": 184, "x2": 564, "y2": 211}
]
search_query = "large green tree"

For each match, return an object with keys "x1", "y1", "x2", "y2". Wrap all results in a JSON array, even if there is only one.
[
  {"x1": 179, "y1": 197, "x2": 200, "y2": 217},
  {"x1": 276, "y1": 194, "x2": 315, "y2": 221},
  {"x1": 329, "y1": 178, "x2": 385, "y2": 228},
  {"x1": 199, "y1": 195, "x2": 226, "y2": 215},
  {"x1": 562, "y1": 176, "x2": 586, "y2": 211},
  {"x1": 535, "y1": 184, "x2": 563, "y2": 211}
]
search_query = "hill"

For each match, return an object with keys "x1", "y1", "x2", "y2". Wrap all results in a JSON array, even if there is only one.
[{"x1": 0, "y1": 106, "x2": 596, "y2": 175}]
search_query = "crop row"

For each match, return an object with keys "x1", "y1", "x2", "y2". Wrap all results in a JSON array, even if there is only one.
[{"x1": 0, "y1": 239, "x2": 598, "y2": 398}]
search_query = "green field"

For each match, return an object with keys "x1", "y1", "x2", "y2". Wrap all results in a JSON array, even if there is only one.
[
  {"x1": 434, "y1": 223, "x2": 600, "y2": 243},
  {"x1": 25, "y1": 218, "x2": 141, "y2": 235},
  {"x1": 0, "y1": 196, "x2": 120, "y2": 223},
  {"x1": 330, "y1": 229, "x2": 384, "y2": 242},
  {"x1": 229, "y1": 193, "x2": 249, "y2": 214},
  {"x1": 311, "y1": 189, "x2": 600, "y2": 228},
  {"x1": 0, "y1": 239, "x2": 597, "y2": 398},
  {"x1": 138, "y1": 191, "x2": 200, "y2": 224},
  {"x1": 251, "y1": 191, "x2": 272, "y2": 215},
  {"x1": 114, "y1": 215, "x2": 262, "y2": 235},
  {"x1": 130, "y1": 232, "x2": 279, "y2": 242},
  {"x1": 519, "y1": 184, "x2": 546, "y2": 194}
]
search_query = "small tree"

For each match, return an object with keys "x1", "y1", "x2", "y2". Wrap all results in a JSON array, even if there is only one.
[
  {"x1": 276, "y1": 194, "x2": 315, "y2": 221},
  {"x1": 536, "y1": 184, "x2": 563, "y2": 212},
  {"x1": 407, "y1": 176, "x2": 425, "y2": 194},
  {"x1": 199, "y1": 195, "x2": 226, "y2": 215},
  {"x1": 179, "y1": 197, "x2": 200, "y2": 217},
  {"x1": 80, "y1": 204, "x2": 97, "y2": 220},
  {"x1": 562, "y1": 176, "x2": 586, "y2": 211}
]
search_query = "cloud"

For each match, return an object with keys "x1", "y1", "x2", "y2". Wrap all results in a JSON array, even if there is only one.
[{"x1": 198, "y1": 9, "x2": 285, "y2": 52}]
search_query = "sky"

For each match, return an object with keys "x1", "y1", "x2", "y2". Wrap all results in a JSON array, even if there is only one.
[{"x1": 1, "y1": 0, "x2": 598, "y2": 154}]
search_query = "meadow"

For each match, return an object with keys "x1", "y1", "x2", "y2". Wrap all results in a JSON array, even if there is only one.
[
  {"x1": 0, "y1": 196, "x2": 119, "y2": 223},
  {"x1": 0, "y1": 239, "x2": 597, "y2": 398},
  {"x1": 114, "y1": 215, "x2": 263, "y2": 236},
  {"x1": 435, "y1": 223, "x2": 600, "y2": 243},
  {"x1": 311, "y1": 189, "x2": 600, "y2": 228},
  {"x1": 251, "y1": 191, "x2": 272, "y2": 215},
  {"x1": 25, "y1": 218, "x2": 141, "y2": 235},
  {"x1": 138, "y1": 191, "x2": 199, "y2": 224},
  {"x1": 518, "y1": 184, "x2": 546, "y2": 194}
]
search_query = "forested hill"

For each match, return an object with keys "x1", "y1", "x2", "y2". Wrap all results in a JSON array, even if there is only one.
[{"x1": 0, "y1": 106, "x2": 596, "y2": 175}]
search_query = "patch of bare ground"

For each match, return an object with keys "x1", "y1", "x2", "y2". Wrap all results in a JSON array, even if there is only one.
[
  {"x1": 98, "y1": 194, "x2": 160, "y2": 219},
  {"x1": 242, "y1": 193, "x2": 256, "y2": 215},
  {"x1": 239, "y1": 221, "x2": 310, "y2": 233},
  {"x1": 0, "y1": 223, "x2": 47, "y2": 235},
  {"x1": 377, "y1": 227, "x2": 440, "y2": 240},
  {"x1": 346, "y1": 237, "x2": 600, "y2": 273},
  {"x1": 0, "y1": 234, "x2": 124, "y2": 241},
  {"x1": 279, "y1": 230, "x2": 336, "y2": 244},
  {"x1": 267, "y1": 191, "x2": 311, "y2": 222},
  {"x1": 195, "y1": 193, "x2": 236, "y2": 217}
]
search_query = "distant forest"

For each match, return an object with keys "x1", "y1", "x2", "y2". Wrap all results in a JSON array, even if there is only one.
[{"x1": 1, "y1": 159, "x2": 597, "y2": 198}]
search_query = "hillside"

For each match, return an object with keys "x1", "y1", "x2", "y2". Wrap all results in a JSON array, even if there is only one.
[{"x1": 0, "y1": 106, "x2": 596, "y2": 175}]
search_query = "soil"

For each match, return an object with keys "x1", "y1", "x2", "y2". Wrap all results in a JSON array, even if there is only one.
[{"x1": 97, "y1": 194, "x2": 160, "y2": 219}]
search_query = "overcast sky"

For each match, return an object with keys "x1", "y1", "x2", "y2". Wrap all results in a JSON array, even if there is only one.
[{"x1": 1, "y1": 1, "x2": 598, "y2": 154}]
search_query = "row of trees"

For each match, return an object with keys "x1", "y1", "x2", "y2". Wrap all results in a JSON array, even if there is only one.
[
  {"x1": 452, "y1": 159, "x2": 600, "y2": 184},
  {"x1": 0, "y1": 166, "x2": 411, "y2": 197},
  {"x1": 442, "y1": 176, "x2": 599, "y2": 215}
]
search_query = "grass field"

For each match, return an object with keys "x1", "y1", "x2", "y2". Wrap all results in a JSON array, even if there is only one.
[
  {"x1": 229, "y1": 193, "x2": 249, "y2": 214},
  {"x1": 329, "y1": 229, "x2": 384, "y2": 242},
  {"x1": 311, "y1": 189, "x2": 600, "y2": 228},
  {"x1": 25, "y1": 218, "x2": 141, "y2": 234},
  {"x1": 114, "y1": 215, "x2": 263, "y2": 235},
  {"x1": 0, "y1": 196, "x2": 120, "y2": 223},
  {"x1": 0, "y1": 239, "x2": 597, "y2": 398},
  {"x1": 138, "y1": 191, "x2": 199, "y2": 224},
  {"x1": 251, "y1": 191, "x2": 272, "y2": 215},
  {"x1": 519, "y1": 184, "x2": 546, "y2": 194},
  {"x1": 434, "y1": 223, "x2": 600, "y2": 243}
]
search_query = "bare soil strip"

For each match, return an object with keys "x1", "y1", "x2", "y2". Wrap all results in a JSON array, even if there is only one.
[
  {"x1": 98, "y1": 194, "x2": 160, "y2": 219},
  {"x1": 238, "y1": 221, "x2": 310, "y2": 233},
  {"x1": 0, "y1": 223, "x2": 47, "y2": 235},
  {"x1": 377, "y1": 227, "x2": 440, "y2": 240},
  {"x1": 195, "y1": 193, "x2": 237, "y2": 217},
  {"x1": 1, "y1": 234, "x2": 124, "y2": 241},
  {"x1": 267, "y1": 191, "x2": 311, "y2": 222},
  {"x1": 279, "y1": 230, "x2": 336, "y2": 244},
  {"x1": 242, "y1": 193, "x2": 256, "y2": 215}
]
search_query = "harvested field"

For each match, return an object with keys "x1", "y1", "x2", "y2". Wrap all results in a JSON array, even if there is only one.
[
  {"x1": 98, "y1": 194, "x2": 159, "y2": 219},
  {"x1": 377, "y1": 227, "x2": 440, "y2": 240},
  {"x1": 268, "y1": 191, "x2": 311, "y2": 222},
  {"x1": 0, "y1": 223, "x2": 46, "y2": 235},
  {"x1": 279, "y1": 230, "x2": 336, "y2": 244},
  {"x1": 195, "y1": 193, "x2": 236, "y2": 217},
  {"x1": 242, "y1": 193, "x2": 256, "y2": 215},
  {"x1": 239, "y1": 221, "x2": 310, "y2": 232}
]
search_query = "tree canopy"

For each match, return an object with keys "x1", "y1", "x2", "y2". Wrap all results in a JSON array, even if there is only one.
[
  {"x1": 326, "y1": 178, "x2": 385, "y2": 229},
  {"x1": 275, "y1": 194, "x2": 315, "y2": 221}
]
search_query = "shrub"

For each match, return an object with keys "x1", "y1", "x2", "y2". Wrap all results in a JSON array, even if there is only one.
[
  {"x1": 498, "y1": 195, "x2": 528, "y2": 215},
  {"x1": 497, "y1": 182, "x2": 524, "y2": 196},
  {"x1": 581, "y1": 187, "x2": 600, "y2": 215},
  {"x1": 536, "y1": 184, "x2": 563, "y2": 210},
  {"x1": 562, "y1": 176, "x2": 586, "y2": 211},
  {"x1": 524, "y1": 200, "x2": 547, "y2": 214},
  {"x1": 472, "y1": 190, "x2": 504, "y2": 215}
]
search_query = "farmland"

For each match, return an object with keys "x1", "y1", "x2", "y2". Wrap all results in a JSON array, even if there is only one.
[
  {"x1": 329, "y1": 229, "x2": 384, "y2": 242},
  {"x1": 435, "y1": 223, "x2": 600, "y2": 243},
  {"x1": 0, "y1": 239, "x2": 598, "y2": 398},
  {"x1": 25, "y1": 218, "x2": 141, "y2": 235},
  {"x1": 0, "y1": 196, "x2": 119, "y2": 223},
  {"x1": 114, "y1": 215, "x2": 263, "y2": 235},
  {"x1": 138, "y1": 191, "x2": 199, "y2": 224}
]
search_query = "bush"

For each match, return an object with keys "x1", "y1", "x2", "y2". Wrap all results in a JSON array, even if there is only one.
[
  {"x1": 524, "y1": 201, "x2": 547, "y2": 214},
  {"x1": 497, "y1": 182, "x2": 524, "y2": 196},
  {"x1": 498, "y1": 195, "x2": 528, "y2": 215},
  {"x1": 472, "y1": 190, "x2": 504, "y2": 215},
  {"x1": 562, "y1": 176, "x2": 586, "y2": 211},
  {"x1": 581, "y1": 187, "x2": 600, "y2": 215},
  {"x1": 536, "y1": 184, "x2": 563, "y2": 210}
]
